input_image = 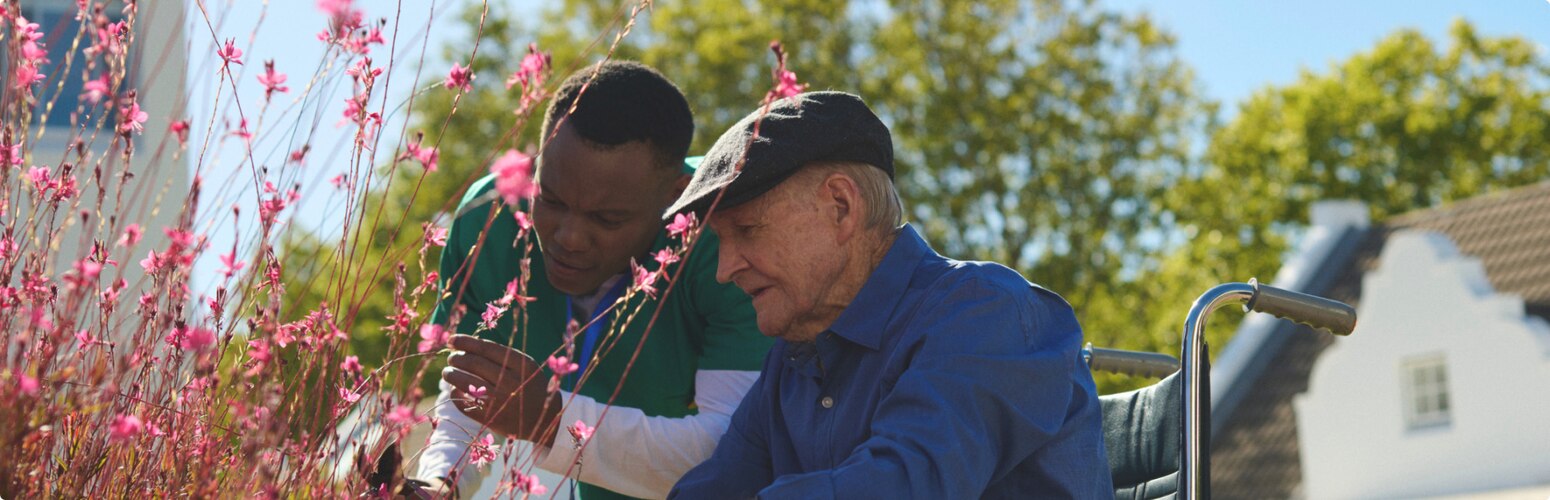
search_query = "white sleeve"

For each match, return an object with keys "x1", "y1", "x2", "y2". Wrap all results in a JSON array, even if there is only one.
[
  {"x1": 415, "y1": 380, "x2": 491, "y2": 495},
  {"x1": 535, "y1": 369, "x2": 759, "y2": 499}
]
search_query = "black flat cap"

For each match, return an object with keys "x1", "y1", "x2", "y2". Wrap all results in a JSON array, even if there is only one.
[{"x1": 663, "y1": 91, "x2": 893, "y2": 220}]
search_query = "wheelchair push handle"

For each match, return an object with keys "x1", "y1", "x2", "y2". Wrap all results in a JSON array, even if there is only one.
[
  {"x1": 1084, "y1": 344, "x2": 1180, "y2": 379},
  {"x1": 1244, "y1": 278, "x2": 1357, "y2": 336}
]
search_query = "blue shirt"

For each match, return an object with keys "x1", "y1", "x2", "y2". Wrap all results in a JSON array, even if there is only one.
[{"x1": 670, "y1": 225, "x2": 1111, "y2": 499}]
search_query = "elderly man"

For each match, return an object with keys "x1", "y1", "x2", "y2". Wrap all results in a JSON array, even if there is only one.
[{"x1": 665, "y1": 92, "x2": 1112, "y2": 498}]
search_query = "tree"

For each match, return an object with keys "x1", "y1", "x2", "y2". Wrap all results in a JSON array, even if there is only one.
[
  {"x1": 1112, "y1": 19, "x2": 1550, "y2": 374},
  {"x1": 285, "y1": 2, "x2": 1550, "y2": 397},
  {"x1": 279, "y1": 0, "x2": 1213, "y2": 393}
]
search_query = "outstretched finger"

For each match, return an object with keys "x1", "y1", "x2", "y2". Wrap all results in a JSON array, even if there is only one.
[
  {"x1": 441, "y1": 367, "x2": 488, "y2": 398},
  {"x1": 447, "y1": 350, "x2": 512, "y2": 383},
  {"x1": 450, "y1": 335, "x2": 535, "y2": 367}
]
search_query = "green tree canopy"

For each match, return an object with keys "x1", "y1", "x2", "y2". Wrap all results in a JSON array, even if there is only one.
[{"x1": 282, "y1": 4, "x2": 1550, "y2": 395}]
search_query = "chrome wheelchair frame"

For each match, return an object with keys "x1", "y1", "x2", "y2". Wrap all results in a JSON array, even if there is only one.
[{"x1": 1085, "y1": 279, "x2": 1357, "y2": 499}]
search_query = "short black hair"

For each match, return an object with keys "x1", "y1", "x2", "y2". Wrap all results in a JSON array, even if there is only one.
[{"x1": 541, "y1": 61, "x2": 693, "y2": 169}]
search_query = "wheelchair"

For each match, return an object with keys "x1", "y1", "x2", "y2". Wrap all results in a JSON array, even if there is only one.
[{"x1": 1085, "y1": 279, "x2": 1357, "y2": 500}]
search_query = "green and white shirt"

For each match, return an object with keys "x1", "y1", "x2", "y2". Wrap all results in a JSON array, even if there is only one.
[{"x1": 418, "y1": 169, "x2": 773, "y2": 499}]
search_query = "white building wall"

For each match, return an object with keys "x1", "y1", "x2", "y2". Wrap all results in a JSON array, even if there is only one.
[
  {"x1": 1295, "y1": 230, "x2": 1550, "y2": 499},
  {"x1": 24, "y1": 0, "x2": 188, "y2": 333}
]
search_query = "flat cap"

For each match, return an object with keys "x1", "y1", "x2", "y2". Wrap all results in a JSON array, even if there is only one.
[{"x1": 663, "y1": 91, "x2": 893, "y2": 220}]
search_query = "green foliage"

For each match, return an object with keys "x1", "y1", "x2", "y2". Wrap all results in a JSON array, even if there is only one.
[
  {"x1": 1142, "y1": 19, "x2": 1550, "y2": 371},
  {"x1": 279, "y1": 2, "x2": 1550, "y2": 397}
]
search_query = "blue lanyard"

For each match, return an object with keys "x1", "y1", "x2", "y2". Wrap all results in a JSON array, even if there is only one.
[{"x1": 564, "y1": 277, "x2": 629, "y2": 384}]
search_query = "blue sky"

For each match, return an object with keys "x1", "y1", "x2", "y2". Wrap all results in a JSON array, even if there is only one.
[
  {"x1": 184, "y1": 0, "x2": 1550, "y2": 291},
  {"x1": 1110, "y1": 0, "x2": 1550, "y2": 110}
]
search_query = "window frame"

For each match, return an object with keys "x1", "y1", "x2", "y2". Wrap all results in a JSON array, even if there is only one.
[{"x1": 1400, "y1": 353, "x2": 1452, "y2": 431}]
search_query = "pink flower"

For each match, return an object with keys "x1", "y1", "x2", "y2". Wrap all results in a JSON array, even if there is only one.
[
  {"x1": 139, "y1": 249, "x2": 161, "y2": 273},
  {"x1": 346, "y1": 57, "x2": 380, "y2": 82},
  {"x1": 119, "y1": 223, "x2": 143, "y2": 246},
  {"x1": 340, "y1": 355, "x2": 363, "y2": 374},
  {"x1": 567, "y1": 420, "x2": 595, "y2": 443},
  {"x1": 338, "y1": 387, "x2": 362, "y2": 404},
  {"x1": 259, "y1": 189, "x2": 298, "y2": 225},
  {"x1": 75, "y1": 258, "x2": 103, "y2": 280},
  {"x1": 21, "y1": 41, "x2": 48, "y2": 63},
  {"x1": 164, "y1": 227, "x2": 196, "y2": 249},
  {"x1": 384, "y1": 404, "x2": 425, "y2": 436},
  {"x1": 506, "y1": 44, "x2": 552, "y2": 113},
  {"x1": 258, "y1": 60, "x2": 289, "y2": 100},
  {"x1": 767, "y1": 41, "x2": 807, "y2": 100},
  {"x1": 401, "y1": 138, "x2": 438, "y2": 172},
  {"x1": 219, "y1": 248, "x2": 246, "y2": 279},
  {"x1": 75, "y1": 329, "x2": 96, "y2": 349},
  {"x1": 117, "y1": 101, "x2": 148, "y2": 134},
  {"x1": 27, "y1": 166, "x2": 51, "y2": 192},
  {"x1": 505, "y1": 44, "x2": 551, "y2": 90},
  {"x1": 13, "y1": 63, "x2": 42, "y2": 93},
  {"x1": 329, "y1": 174, "x2": 348, "y2": 190},
  {"x1": 289, "y1": 147, "x2": 309, "y2": 164},
  {"x1": 418, "y1": 324, "x2": 448, "y2": 353},
  {"x1": 230, "y1": 118, "x2": 253, "y2": 141},
  {"x1": 109, "y1": 414, "x2": 144, "y2": 441},
  {"x1": 490, "y1": 150, "x2": 535, "y2": 206},
  {"x1": 13, "y1": 17, "x2": 42, "y2": 43},
  {"x1": 166, "y1": 325, "x2": 215, "y2": 351},
  {"x1": 81, "y1": 74, "x2": 111, "y2": 104},
  {"x1": 511, "y1": 473, "x2": 547, "y2": 495},
  {"x1": 1, "y1": 143, "x2": 21, "y2": 167},
  {"x1": 470, "y1": 433, "x2": 497, "y2": 467},
  {"x1": 26, "y1": 306, "x2": 53, "y2": 333},
  {"x1": 102, "y1": 279, "x2": 127, "y2": 305},
  {"x1": 88, "y1": 21, "x2": 127, "y2": 57},
  {"x1": 773, "y1": 69, "x2": 807, "y2": 100},
  {"x1": 480, "y1": 303, "x2": 506, "y2": 330},
  {"x1": 316, "y1": 0, "x2": 355, "y2": 17},
  {"x1": 426, "y1": 226, "x2": 448, "y2": 247},
  {"x1": 653, "y1": 248, "x2": 680, "y2": 267},
  {"x1": 545, "y1": 355, "x2": 579, "y2": 376},
  {"x1": 513, "y1": 211, "x2": 533, "y2": 232},
  {"x1": 666, "y1": 213, "x2": 696, "y2": 238},
  {"x1": 185, "y1": 327, "x2": 216, "y2": 351},
  {"x1": 467, "y1": 385, "x2": 488, "y2": 400},
  {"x1": 274, "y1": 323, "x2": 298, "y2": 348},
  {"x1": 17, "y1": 373, "x2": 40, "y2": 396},
  {"x1": 444, "y1": 62, "x2": 474, "y2": 92},
  {"x1": 246, "y1": 339, "x2": 273, "y2": 364},
  {"x1": 217, "y1": 38, "x2": 243, "y2": 66},
  {"x1": 168, "y1": 120, "x2": 190, "y2": 144},
  {"x1": 632, "y1": 259, "x2": 659, "y2": 298}
]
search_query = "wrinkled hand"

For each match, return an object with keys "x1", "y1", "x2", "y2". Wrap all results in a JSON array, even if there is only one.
[{"x1": 442, "y1": 335, "x2": 563, "y2": 446}]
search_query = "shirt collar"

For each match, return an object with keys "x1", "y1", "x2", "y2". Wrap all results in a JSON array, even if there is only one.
[{"x1": 825, "y1": 224, "x2": 929, "y2": 350}]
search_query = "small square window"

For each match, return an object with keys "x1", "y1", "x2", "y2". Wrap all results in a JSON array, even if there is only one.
[
  {"x1": 1401, "y1": 354, "x2": 1451, "y2": 430},
  {"x1": 14, "y1": 3, "x2": 127, "y2": 128}
]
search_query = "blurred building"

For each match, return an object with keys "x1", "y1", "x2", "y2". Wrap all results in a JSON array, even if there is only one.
[
  {"x1": 1208, "y1": 183, "x2": 1550, "y2": 498},
  {"x1": 18, "y1": 0, "x2": 188, "y2": 321}
]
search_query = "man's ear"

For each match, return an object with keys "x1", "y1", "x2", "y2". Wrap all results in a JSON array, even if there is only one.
[{"x1": 822, "y1": 172, "x2": 862, "y2": 241}]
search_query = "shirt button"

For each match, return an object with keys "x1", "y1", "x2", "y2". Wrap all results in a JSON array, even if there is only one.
[{"x1": 820, "y1": 396, "x2": 834, "y2": 409}]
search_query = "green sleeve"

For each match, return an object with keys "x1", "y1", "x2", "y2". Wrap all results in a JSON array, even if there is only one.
[
  {"x1": 430, "y1": 176, "x2": 500, "y2": 331},
  {"x1": 685, "y1": 231, "x2": 776, "y2": 371}
]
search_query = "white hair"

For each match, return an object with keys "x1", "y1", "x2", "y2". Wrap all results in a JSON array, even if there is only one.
[{"x1": 802, "y1": 160, "x2": 904, "y2": 231}]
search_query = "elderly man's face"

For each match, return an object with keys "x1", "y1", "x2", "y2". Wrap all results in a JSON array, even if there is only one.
[{"x1": 708, "y1": 176, "x2": 846, "y2": 342}]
